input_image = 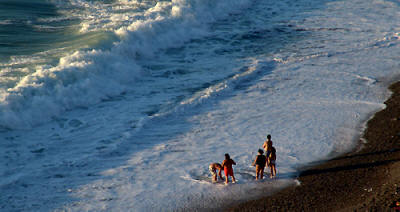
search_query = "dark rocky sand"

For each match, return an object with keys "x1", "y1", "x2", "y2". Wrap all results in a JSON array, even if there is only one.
[{"x1": 227, "y1": 82, "x2": 400, "y2": 211}]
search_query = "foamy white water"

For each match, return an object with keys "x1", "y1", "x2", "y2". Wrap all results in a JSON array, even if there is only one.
[{"x1": 1, "y1": 0, "x2": 400, "y2": 211}]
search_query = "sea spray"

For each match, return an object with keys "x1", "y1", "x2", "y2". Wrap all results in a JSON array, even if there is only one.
[
  {"x1": 0, "y1": 0, "x2": 252, "y2": 130},
  {"x1": 1, "y1": 0, "x2": 399, "y2": 211}
]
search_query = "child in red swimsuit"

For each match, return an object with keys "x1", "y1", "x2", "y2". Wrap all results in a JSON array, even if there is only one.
[{"x1": 222, "y1": 153, "x2": 236, "y2": 184}]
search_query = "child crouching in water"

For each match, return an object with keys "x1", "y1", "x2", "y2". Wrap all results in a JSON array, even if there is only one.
[
  {"x1": 209, "y1": 163, "x2": 223, "y2": 182},
  {"x1": 252, "y1": 149, "x2": 267, "y2": 180},
  {"x1": 222, "y1": 153, "x2": 236, "y2": 184}
]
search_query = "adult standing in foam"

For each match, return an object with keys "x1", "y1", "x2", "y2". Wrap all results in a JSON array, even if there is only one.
[
  {"x1": 221, "y1": 153, "x2": 236, "y2": 184},
  {"x1": 262, "y1": 134, "x2": 273, "y2": 166}
]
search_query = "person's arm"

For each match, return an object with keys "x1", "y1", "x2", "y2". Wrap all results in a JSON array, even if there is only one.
[
  {"x1": 221, "y1": 160, "x2": 226, "y2": 168},
  {"x1": 232, "y1": 159, "x2": 236, "y2": 165},
  {"x1": 252, "y1": 156, "x2": 257, "y2": 166}
]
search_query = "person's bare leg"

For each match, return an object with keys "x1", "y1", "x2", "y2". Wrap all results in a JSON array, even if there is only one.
[
  {"x1": 260, "y1": 169, "x2": 264, "y2": 179},
  {"x1": 270, "y1": 166, "x2": 274, "y2": 178},
  {"x1": 273, "y1": 165, "x2": 276, "y2": 177},
  {"x1": 232, "y1": 175, "x2": 236, "y2": 183},
  {"x1": 255, "y1": 168, "x2": 259, "y2": 180}
]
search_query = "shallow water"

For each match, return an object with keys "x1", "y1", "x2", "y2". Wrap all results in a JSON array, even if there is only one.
[{"x1": 1, "y1": 0, "x2": 400, "y2": 211}]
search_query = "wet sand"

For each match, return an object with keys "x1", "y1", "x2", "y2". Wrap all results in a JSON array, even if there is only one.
[{"x1": 227, "y1": 81, "x2": 400, "y2": 211}]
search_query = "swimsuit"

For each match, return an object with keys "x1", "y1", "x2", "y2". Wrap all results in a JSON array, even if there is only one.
[
  {"x1": 255, "y1": 155, "x2": 266, "y2": 168},
  {"x1": 224, "y1": 167, "x2": 233, "y2": 177},
  {"x1": 223, "y1": 159, "x2": 235, "y2": 176},
  {"x1": 266, "y1": 150, "x2": 271, "y2": 158}
]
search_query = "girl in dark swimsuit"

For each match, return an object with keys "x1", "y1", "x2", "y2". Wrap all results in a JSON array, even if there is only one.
[{"x1": 252, "y1": 149, "x2": 267, "y2": 180}]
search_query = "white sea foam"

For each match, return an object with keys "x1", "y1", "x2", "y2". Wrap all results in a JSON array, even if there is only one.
[
  {"x1": 0, "y1": 0, "x2": 252, "y2": 130},
  {"x1": 0, "y1": 20, "x2": 12, "y2": 25}
]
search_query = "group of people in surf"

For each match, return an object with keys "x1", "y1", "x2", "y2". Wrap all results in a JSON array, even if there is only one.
[{"x1": 209, "y1": 134, "x2": 277, "y2": 184}]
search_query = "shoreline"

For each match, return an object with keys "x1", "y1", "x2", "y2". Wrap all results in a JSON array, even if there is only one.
[{"x1": 227, "y1": 81, "x2": 400, "y2": 211}]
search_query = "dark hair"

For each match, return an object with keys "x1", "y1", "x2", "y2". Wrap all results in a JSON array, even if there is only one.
[
  {"x1": 267, "y1": 134, "x2": 271, "y2": 139},
  {"x1": 225, "y1": 153, "x2": 230, "y2": 159},
  {"x1": 258, "y1": 149, "x2": 264, "y2": 154}
]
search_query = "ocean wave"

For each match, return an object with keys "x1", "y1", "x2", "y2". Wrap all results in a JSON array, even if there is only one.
[
  {"x1": 0, "y1": 20, "x2": 12, "y2": 25},
  {"x1": 0, "y1": 0, "x2": 252, "y2": 130}
]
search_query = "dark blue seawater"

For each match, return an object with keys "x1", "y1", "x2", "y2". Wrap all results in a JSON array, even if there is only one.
[
  {"x1": 1, "y1": 0, "x2": 400, "y2": 211},
  {"x1": 0, "y1": 0, "x2": 70, "y2": 60}
]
